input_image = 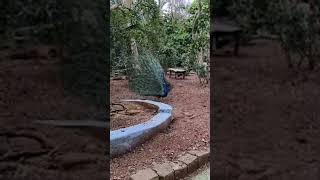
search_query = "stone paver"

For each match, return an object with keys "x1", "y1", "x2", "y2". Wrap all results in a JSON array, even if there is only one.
[
  {"x1": 152, "y1": 162, "x2": 174, "y2": 180},
  {"x1": 130, "y1": 168, "x2": 159, "y2": 180},
  {"x1": 130, "y1": 149, "x2": 210, "y2": 180},
  {"x1": 169, "y1": 161, "x2": 188, "y2": 180},
  {"x1": 177, "y1": 153, "x2": 199, "y2": 173},
  {"x1": 188, "y1": 150, "x2": 210, "y2": 164}
]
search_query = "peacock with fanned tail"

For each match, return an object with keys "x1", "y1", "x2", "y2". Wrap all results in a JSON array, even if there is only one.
[{"x1": 128, "y1": 52, "x2": 171, "y2": 99}]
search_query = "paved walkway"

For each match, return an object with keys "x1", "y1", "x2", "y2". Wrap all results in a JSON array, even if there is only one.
[{"x1": 186, "y1": 164, "x2": 209, "y2": 180}]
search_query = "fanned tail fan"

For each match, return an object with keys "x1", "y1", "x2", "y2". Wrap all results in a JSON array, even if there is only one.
[{"x1": 128, "y1": 52, "x2": 171, "y2": 97}]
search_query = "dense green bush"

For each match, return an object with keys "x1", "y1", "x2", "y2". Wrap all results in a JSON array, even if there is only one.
[
  {"x1": 228, "y1": 0, "x2": 320, "y2": 71},
  {"x1": 227, "y1": 0, "x2": 271, "y2": 42},
  {"x1": 111, "y1": 0, "x2": 209, "y2": 76},
  {"x1": 267, "y1": 0, "x2": 320, "y2": 70}
]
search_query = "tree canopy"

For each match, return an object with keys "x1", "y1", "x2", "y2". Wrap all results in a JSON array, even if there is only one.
[{"x1": 111, "y1": 0, "x2": 209, "y2": 75}]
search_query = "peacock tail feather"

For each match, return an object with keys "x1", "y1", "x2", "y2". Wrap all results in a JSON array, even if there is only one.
[{"x1": 128, "y1": 52, "x2": 171, "y2": 97}]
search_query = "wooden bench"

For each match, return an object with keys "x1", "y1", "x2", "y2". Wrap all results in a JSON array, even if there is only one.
[
  {"x1": 168, "y1": 68, "x2": 187, "y2": 79},
  {"x1": 212, "y1": 18, "x2": 242, "y2": 56}
]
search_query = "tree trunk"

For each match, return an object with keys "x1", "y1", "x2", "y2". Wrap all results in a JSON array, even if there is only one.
[
  {"x1": 198, "y1": 47, "x2": 204, "y2": 64},
  {"x1": 192, "y1": 0, "x2": 202, "y2": 40},
  {"x1": 171, "y1": 0, "x2": 174, "y2": 18},
  {"x1": 113, "y1": 0, "x2": 138, "y2": 62},
  {"x1": 130, "y1": 38, "x2": 139, "y2": 62}
]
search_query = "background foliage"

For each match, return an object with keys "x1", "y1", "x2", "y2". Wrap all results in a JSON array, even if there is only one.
[
  {"x1": 111, "y1": 0, "x2": 209, "y2": 75},
  {"x1": 216, "y1": 0, "x2": 320, "y2": 71}
]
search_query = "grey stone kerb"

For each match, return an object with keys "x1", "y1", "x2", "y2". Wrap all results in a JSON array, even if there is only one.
[{"x1": 110, "y1": 99, "x2": 173, "y2": 158}]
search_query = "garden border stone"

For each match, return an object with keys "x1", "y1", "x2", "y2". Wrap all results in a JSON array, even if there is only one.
[
  {"x1": 152, "y1": 161, "x2": 175, "y2": 180},
  {"x1": 110, "y1": 99, "x2": 173, "y2": 157},
  {"x1": 177, "y1": 153, "x2": 198, "y2": 173},
  {"x1": 129, "y1": 149, "x2": 210, "y2": 180},
  {"x1": 129, "y1": 168, "x2": 159, "y2": 180}
]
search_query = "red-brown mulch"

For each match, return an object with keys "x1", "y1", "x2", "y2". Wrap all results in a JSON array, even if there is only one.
[
  {"x1": 110, "y1": 74, "x2": 210, "y2": 180},
  {"x1": 110, "y1": 102, "x2": 157, "y2": 131}
]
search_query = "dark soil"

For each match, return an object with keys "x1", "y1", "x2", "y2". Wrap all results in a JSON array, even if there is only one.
[{"x1": 212, "y1": 39, "x2": 320, "y2": 179}]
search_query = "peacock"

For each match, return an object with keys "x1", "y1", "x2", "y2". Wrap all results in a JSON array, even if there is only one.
[{"x1": 128, "y1": 52, "x2": 171, "y2": 99}]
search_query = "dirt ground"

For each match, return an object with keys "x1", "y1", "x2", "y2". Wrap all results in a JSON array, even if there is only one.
[
  {"x1": 212, "y1": 39, "x2": 320, "y2": 179},
  {"x1": 0, "y1": 46, "x2": 107, "y2": 180},
  {"x1": 111, "y1": 102, "x2": 157, "y2": 131},
  {"x1": 110, "y1": 74, "x2": 210, "y2": 179}
]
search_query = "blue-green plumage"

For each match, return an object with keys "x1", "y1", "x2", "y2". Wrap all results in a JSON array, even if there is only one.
[{"x1": 128, "y1": 53, "x2": 171, "y2": 98}]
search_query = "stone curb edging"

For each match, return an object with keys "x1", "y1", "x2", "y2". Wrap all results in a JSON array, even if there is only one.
[
  {"x1": 129, "y1": 149, "x2": 210, "y2": 180},
  {"x1": 110, "y1": 99, "x2": 173, "y2": 158}
]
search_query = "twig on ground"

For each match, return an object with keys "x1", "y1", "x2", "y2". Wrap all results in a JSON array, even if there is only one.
[{"x1": 111, "y1": 103, "x2": 127, "y2": 113}]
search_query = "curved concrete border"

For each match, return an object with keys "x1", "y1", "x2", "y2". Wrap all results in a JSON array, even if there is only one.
[{"x1": 110, "y1": 99, "x2": 173, "y2": 158}]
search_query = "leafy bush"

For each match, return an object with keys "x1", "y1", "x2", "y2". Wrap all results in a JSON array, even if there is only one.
[
  {"x1": 111, "y1": 0, "x2": 209, "y2": 76},
  {"x1": 228, "y1": 0, "x2": 320, "y2": 71},
  {"x1": 228, "y1": 0, "x2": 270, "y2": 42},
  {"x1": 267, "y1": 0, "x2": 320, "y2": 70}
]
